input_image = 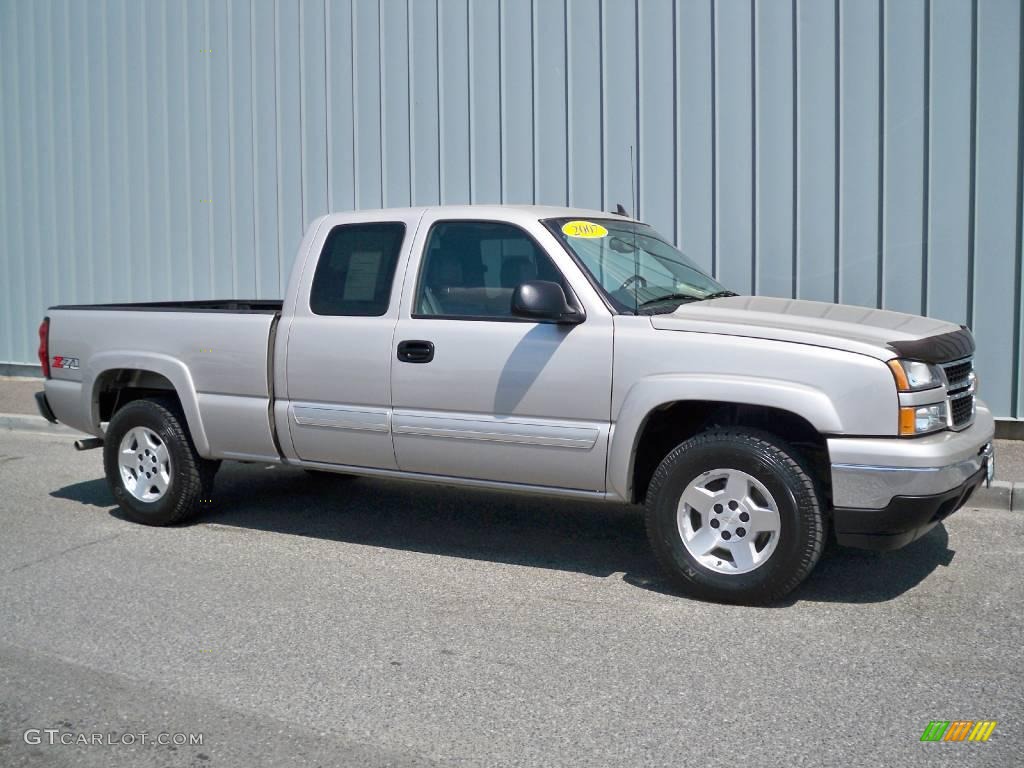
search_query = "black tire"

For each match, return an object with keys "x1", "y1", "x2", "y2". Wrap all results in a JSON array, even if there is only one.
[
  {"x1": 103, "y1": 397, "x2": 219, "y2": 526},
  {"x1": 644, "y1": 428, "x2": 825, "y2": 605}
]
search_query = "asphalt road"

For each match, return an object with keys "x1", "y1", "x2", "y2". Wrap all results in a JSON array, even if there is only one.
[{"x1": 0, "y1": 429, "x2": 1020, "y2": 767}]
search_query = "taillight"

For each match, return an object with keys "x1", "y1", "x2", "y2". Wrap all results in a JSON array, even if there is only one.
[{"x1": 38, "y1": 317, "x2": 50, "y2": 378}]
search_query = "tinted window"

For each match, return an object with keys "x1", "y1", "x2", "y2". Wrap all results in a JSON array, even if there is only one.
[
  {"x1": 416, "y1": 221, "x2": 567, "y2": 318},
  {"x1": 309, "y1": 222, "x2": 406, "y2": 316}
]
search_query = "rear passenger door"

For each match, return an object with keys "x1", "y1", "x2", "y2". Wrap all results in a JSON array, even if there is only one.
[{"x1": 282, "y1": 211, "x2": 420, "y2": 469}]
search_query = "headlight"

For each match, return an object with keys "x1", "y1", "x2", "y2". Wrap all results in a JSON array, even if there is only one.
[
  {"x1": 899, "y1": 402, "x2": 948, "y2": 435},
  {"x1": 887, "y1": 359, "x2": 943, "y2": 391}
]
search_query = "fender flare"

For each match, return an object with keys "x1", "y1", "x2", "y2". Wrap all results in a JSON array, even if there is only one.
[
  {"x1": 85, "y1": 351, "x2": 211, "y2": 457},
  {"x1": 607, "y1": 374, "x2": 842, "y2": 501}
]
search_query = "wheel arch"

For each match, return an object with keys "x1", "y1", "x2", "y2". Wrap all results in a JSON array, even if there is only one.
[
  {"x1": 609, "y1": 376, "x2": 838, "y2": 504},
  {"x1": 86, "y1": 353, "x2": 210, "y2": 456}
]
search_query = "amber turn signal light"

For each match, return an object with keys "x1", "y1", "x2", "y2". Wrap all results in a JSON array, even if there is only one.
[
  {"x1": 888, "y1": 359, "x2": 910, "y2": 391},
  {"x1": 898, "y1": 407, "x2": 916, "y2": 436}
]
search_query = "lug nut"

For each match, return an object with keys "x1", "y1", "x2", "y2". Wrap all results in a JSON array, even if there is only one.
[
  {"x1": 710, "y1": 519, "x2": 720, "y2": 529},
  {"x1": 728, "y1": 500, "x2": 738, "y2": 510},
  {"x1": 714, "y1": 503, "x2": 723, "y2": 513},
  {"x1": 739, "y1": 512, "x2": 750, "y2": 522},
  {"x1": 736, "y1": 527, "x2": 746, "y2": 537},
  {"x1": 721, "y1": 531, "x2": 732, "y2": 541}
]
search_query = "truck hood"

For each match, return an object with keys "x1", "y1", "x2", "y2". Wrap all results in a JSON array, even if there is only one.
[{"x1": 650, "y1": 295, "x2": 964, "y2": 361}]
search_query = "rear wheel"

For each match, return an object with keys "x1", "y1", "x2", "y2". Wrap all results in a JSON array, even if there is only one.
[
  {"x1": 103, "y1": 398, "x2": 219, "y2": 526},
  {"x1": 644, "y1": 428, "x2": 825, "y2": 604}
]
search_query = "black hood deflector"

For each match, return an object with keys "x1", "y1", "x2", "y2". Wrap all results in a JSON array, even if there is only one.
[{"x1": 887, "y1": 326, "x2": 975, "y2": 364}]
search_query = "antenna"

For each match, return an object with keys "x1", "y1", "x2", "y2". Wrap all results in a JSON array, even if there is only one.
[
  {"x1": 630, "y1": 145, "x2": 637, "y2": 219},
  {"x1": 630, "y1": 145, "x2": 639, "y2": 315}
]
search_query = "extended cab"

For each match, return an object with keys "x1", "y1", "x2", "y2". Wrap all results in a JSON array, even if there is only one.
[{"x1": 36, "y1": 205, "x2": 995, "y2": 603}]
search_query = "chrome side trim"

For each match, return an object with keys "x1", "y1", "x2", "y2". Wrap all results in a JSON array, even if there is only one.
[
  {"x1": 291, "y1": 404, "x2": 391, "y2": 433},
  {"x1": 392, "y1": 411, "x2": 600, "y2": 450},
  {"x1": 831, "y1": 463, "x2": 948, "y2": 473}
]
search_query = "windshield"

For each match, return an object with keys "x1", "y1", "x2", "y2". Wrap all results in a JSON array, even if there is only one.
[{"x1": 545, "y1": 217, "x2": 731, "y2": 314}]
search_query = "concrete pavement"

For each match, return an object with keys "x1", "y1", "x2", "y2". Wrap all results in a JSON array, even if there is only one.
[
  {"x1": 0, "y1": 376, "x2": 39, "y2": 416},
  {"x1": 0, "y1": 429, "x2": 1021, "y2": 767}
]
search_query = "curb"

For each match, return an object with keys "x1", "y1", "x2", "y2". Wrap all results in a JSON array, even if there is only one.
[
  {"x1": 970, "y1": 481, "x2": 1024, "y2": 513},
  {"x1": 0, "y1": 412, "x2": 84, "y2": 437},
  {"x1": 1, "y1": 411, "x2": 1021, "y2": 511}
]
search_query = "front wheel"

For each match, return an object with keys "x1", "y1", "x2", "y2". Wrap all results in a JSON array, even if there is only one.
[
  {"x1": 644, "y1": 428, "x2": 825, "y2": 604},
  {"x1": 103, "y1": 397, "x2": 219, "y2": 526}
]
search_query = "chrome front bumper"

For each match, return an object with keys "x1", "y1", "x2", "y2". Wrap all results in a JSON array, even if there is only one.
[{"x1": 828, "y1": 402, "x2": 995, "y2": 510}]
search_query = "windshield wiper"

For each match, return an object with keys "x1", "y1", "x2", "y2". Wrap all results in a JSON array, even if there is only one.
[
  {"x1": 697, "y1": 290, "x2": 740, "y2": 301},
  {"x1": 637, "y1": 293, "x2": 702, "y2": 309},
  {"x1": 638, "y1": 289, "x2": 738, "y2": 309}
]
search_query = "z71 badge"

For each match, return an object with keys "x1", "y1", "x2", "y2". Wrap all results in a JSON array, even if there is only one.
[{"x1": 51, "y1": 356, "x2": 79, "y2": 370}]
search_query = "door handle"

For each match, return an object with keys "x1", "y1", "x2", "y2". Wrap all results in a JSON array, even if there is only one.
[{"x1": 397, "y1": 340, "x2": 435, "y2": 363}]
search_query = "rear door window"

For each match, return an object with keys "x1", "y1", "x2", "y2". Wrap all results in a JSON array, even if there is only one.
[{"x1": 309, "y1": 222, "x2": 406, "y2": 316}]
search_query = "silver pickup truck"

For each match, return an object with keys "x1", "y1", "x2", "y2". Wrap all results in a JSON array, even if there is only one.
[{"x1": 36, "y1": 205, "x2": 995, "y2": 604}]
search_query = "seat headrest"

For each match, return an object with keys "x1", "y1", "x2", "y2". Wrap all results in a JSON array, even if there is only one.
[{"x1": 500, "y1": 256, "x2": 537, "y2": 288}]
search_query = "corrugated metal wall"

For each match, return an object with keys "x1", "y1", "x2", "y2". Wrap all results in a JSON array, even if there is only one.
[{"x1": 1, "y1": 0, "x2": 1022, "y2": 417}]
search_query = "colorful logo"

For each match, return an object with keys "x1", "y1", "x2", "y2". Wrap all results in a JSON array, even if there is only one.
[{"x1": 920, "y1": 720, "x2": 997, "y2": 742}]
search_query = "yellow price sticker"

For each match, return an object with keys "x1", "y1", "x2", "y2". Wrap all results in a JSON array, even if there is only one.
[{"x1": 561, "y1": 220, "x2": 608, "y2": 238}]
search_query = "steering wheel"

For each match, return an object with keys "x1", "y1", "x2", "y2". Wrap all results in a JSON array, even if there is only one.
[{"x1": 620, "y1": 274, "x2": 648, "y2": 291}]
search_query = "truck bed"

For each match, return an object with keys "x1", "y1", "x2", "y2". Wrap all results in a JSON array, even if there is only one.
[{"x1": 44, "y1": 303, "x2": 282, "y2": 462}]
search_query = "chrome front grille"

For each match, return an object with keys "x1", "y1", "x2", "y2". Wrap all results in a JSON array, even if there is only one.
[
  {"x1": 943, "y1": 360, "x2": 972, "y2": 389},
  {"x1": 941, "y1": 357, "x2": 975, "y2": 430}
]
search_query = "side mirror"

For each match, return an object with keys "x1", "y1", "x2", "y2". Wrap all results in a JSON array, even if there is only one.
[{"x1": 511, "y1": 280, "x2": 584, "y2": 324}]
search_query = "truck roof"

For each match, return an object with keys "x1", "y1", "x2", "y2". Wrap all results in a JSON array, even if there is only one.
[{"x1": 317, "y1": 204, "x2": 639, "y2": 227}]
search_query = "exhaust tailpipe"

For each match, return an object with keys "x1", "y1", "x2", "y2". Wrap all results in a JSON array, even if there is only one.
[{"x1": 73, "y1": 437, "x2": 104, "y2": 451}]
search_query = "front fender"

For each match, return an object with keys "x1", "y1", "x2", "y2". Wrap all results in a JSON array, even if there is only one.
[
  {"x1": 85, "y1": 351, "x2": 210, "y2": 456},
  {"x1": 606, "y1": 374, "x2": 844, "y2": 502}
]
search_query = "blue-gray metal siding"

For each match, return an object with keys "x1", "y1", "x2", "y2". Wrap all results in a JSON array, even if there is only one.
[{"x1": 1, "y1": 0, "x2": 1022, "y2": 417}]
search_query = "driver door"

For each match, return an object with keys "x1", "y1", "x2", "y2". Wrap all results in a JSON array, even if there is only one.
[{"x1": 389, "y1": 215, "x2": 614, "y2": 491}]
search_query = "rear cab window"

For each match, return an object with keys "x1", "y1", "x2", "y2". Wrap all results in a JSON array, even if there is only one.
[{"x1": 309, "y1": 222, "x2": 407, "y2": 316}]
